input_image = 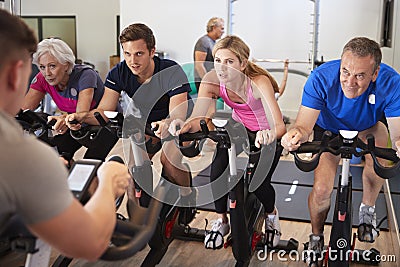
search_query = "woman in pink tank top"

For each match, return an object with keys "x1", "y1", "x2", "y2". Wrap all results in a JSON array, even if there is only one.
[{"x1": 171, "y1": 35, "x2": 286, "y2": 250}]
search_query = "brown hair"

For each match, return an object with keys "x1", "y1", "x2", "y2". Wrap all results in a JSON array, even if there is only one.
[
  {"x1": 342, "y1": 37, "x2": 382, "y2": 72},
  {"x1": 212, "y1": 35, "x2": 279, "y2": 93},
  {"x1": 119, "y1": 23, "x2": 155, "y2": 52},
  {"x1": 0, "y1": 9, "x2": 37, "y2": 69}
]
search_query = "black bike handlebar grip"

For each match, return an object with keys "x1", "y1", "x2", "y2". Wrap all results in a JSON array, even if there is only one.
[
  {"x1": 179, "y1": 141, "x2": 201, "y2": 157},
  {"x1": 23, "y1": 109, "x2": 48, "y2": 125},
  {"x1": 293, "y1": 154, "x2": 320, "y2": 172},
  {"x1": 150, "y1": 124, "x2": 159, "y2": 132},
  {"x1": 145, "y1": 124, "x2": 156, "y2": 136},
  {"x1": 366, "y1": 134, "x2": 376, "y2": 151},
  {"x1": 108, "y1": 155, "x2": 124, "y2": 164},
  {"x1": 295, "y1": 142, "x2": 322, "y2": 154},
  {"x1": 47, "y1": 119, "x2": 57, "y2": 127},
  {"x1": 200, "y1": 120, "x2": 209, "y2": 135},
  {"x1": 292, "y1": 141, "x2": 322, "y2": 172},
  {"x1": 372, "y1": 147, "x2": 399, "y2": 163},
  {"x1": 68, "y1": 119, "x2": 79, "y2": 125},
  {"x1": 94, "y1": 111, "x2": 108, "y2": 127},
  {"x1": 321, "y1": 130, "x2": 332, "y2": 147}
]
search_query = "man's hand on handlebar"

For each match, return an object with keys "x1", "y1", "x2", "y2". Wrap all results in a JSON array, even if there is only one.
[
  {"x1": 97, "y1": 161, "x2": 130, "y2": 199},
  {"x1": 396, "y1": 140, "x2": 400, "y2": 158},
  {"x1": 281, "y1": 128, "x2": 307, "y2": 151},
  {"x1": 151, "y1": 119, "x2": 172, "y2": 139},
  {"x1": 48, "y1": 114, "x2": 68, "y2": 135}
]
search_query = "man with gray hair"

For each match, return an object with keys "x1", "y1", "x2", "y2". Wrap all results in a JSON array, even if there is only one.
[{"x1": 193, "y1": 17, "x2": 224, "y2": 92}]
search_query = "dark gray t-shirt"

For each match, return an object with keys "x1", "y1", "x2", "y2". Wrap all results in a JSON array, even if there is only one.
[
  {"x1": 193, "y1": 35, "x2": 216, "y2": 80},
  {"x1": 0, "y1": 111, "x2": 73, "y2": 232}
]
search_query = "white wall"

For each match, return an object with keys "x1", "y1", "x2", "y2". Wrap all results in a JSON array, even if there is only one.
[
  {"x1": 120, "y1": 0, "x2": 227, "y2": 65},
  {"x1": 121, "y1": 0, "x2": 399, "y2": 119},
  {"x1": 3, "y1": 0, "x2": 395, "y2": 119},
  {"x1": 20, "y1": 0, "x2": 119, "y2": 80}
]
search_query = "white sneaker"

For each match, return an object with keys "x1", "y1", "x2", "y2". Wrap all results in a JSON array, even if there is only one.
[
  {"x1": 358, "y1": 203, "x2": 379, "y2": 242},
  {"x1": 204, "y1": 218, "x2": 230, "y2": 249},
  {"x1": 265, "y1": 208, "x2": 281, "y2": 247}
]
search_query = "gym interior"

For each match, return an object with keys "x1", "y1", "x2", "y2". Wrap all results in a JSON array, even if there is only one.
[{"x1": 1, "y1": 0, "x2": 399, "y2": 266}]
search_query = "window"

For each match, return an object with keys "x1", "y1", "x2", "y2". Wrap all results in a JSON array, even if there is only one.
[{"x1": 22, "y1": 16, "x2": 77, "y2": 56}]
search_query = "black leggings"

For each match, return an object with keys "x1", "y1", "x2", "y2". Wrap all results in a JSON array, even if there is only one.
[
  {"x1": 53, "y1": 130, "x2": 118, "y2": 161},
  {"x1": 210, "y1": 129, "x2": 282, "y2": 214}
]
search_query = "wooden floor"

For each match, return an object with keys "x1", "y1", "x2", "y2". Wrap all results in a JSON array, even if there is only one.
[
  {"x1": 1, "y1": 140, "x2": 398, "y2": 267},
  {"x1": 1, "y1": 216, "x2": 396, "y2": 267}
]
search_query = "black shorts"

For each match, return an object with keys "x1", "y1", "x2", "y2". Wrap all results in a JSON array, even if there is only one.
[{"x1": 313, "y1": 124, "x2": 338, "y2": 141}]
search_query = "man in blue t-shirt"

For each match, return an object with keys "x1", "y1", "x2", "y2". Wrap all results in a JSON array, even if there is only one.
[
  {"x1": 281, "y1": 37, "x2": 400, "y2": 264},
  {"x1": 68, "y1": 23, "x2": 196, "y2": 221}
]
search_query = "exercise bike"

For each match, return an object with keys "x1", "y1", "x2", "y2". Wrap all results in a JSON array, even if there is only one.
[
  {"x1": 292, "y1": 130, "x2": 400, "y2": 267},
  {"x1": 0, "y1": 155, "x2": 170, "y2": 267},
  {"x1": 177, "y1": 113, "x2": 299, "y2": 267},
  {"x1": 16, "y1": 109, "x2": 56, "y2": 146},
  {"x1": 15, "y1": 109, "x2": 119, "y2": 163},
  {"x1": 100, "y1": 112, "x2": 199, "y2": 267}
]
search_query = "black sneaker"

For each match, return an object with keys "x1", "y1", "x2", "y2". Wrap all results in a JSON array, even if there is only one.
[{"x1": 178, "y1": 188, "x2": 198, "y2": 225}]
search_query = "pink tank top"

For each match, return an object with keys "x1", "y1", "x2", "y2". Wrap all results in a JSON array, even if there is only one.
[{"x1": 219, "y1": 80, "x2": 270, "y2": 131}]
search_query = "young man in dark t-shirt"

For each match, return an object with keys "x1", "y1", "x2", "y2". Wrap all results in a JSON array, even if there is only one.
[{"x1": 68, "y1": 23, "x2": 196, "y2": 217}]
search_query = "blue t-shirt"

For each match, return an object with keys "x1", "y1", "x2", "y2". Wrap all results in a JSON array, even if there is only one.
[
  {"x1": 104, "y1": 56, "x2": 191, "y2": 123},
  {"x1": 301, "y1": 60, "x2": 400, "y2": 133}
]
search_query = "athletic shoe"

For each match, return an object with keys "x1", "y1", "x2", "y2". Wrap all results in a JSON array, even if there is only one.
[
  {"x1": 265, "y1": 207, "x2": 282, "y2": 247},
  {"x1": 358, "y1": 203, "x2": 379, "y2": 242},
  {"x1": 204, "y1": 218, "x2": 230, "y2": 250},
  {"x1": 305, "y1": 234, "x2": 324, "y2": 267}
]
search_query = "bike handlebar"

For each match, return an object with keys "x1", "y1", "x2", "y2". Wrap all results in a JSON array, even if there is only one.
[
  {"x1": 177, "y1": 119, "x2": 254, "y2": 158},
  {"x1": 100, "y1": 179, "x2": 168, "y2": 261},
  {"x1": 291, "y1": 130, "x2": 400, "y2": 179}
]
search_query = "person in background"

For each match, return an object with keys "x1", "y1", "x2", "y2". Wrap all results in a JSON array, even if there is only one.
[
  {"x1": 0, "y1": 9, "x2": 130, "y2": 261},
  {"x1": 171, "y1": 35, "x2": 286, "y2": 250},
  {"x1": 193, "y1": 17, "x2": 225, "y2": 92},
  {"x1": 22, "y1": 38, "x2": 114, "y2": 162},
  {"x1": 281, "y1": 37, "x2": 400, "y2": 266}
]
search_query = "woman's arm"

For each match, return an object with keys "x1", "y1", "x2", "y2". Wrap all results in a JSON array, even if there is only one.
[
  {"x1": 76, "y1": 88, "x2": 95, "y2": 113},
  {"x1": 171, "y1": 71, "x2": 219, "y2": 135},
  {"x1": 252, "y1": 75, "x2": 286, "y2": 139},
  {"x1": 22, "y1": 89, "x2": 45, "y2": 110}
]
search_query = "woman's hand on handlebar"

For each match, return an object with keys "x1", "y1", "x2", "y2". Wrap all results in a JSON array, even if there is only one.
[
  {"x1": 97, "y1": 161, "x2": 130, "y2": 199},
  {"x1": 168, "y1": 118, "x2": 188, "y2": 136},
  {"x1": 48, "y1": 114, "x2": 68, "y2": 135},
  {"x1": 255, "y1": 129, "x2": 274, "y2": 148},
  {"x1": 65, "y1": 113, "x2": 82, "y2": 131},
  {"x1": 281, "y1": 127, "x2": 307, "y2": 151}
]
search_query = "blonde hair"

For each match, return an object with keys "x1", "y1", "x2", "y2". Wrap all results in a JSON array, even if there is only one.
[{"x1": 212, "y1": 35, "x2": 279, "y2": 93}]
